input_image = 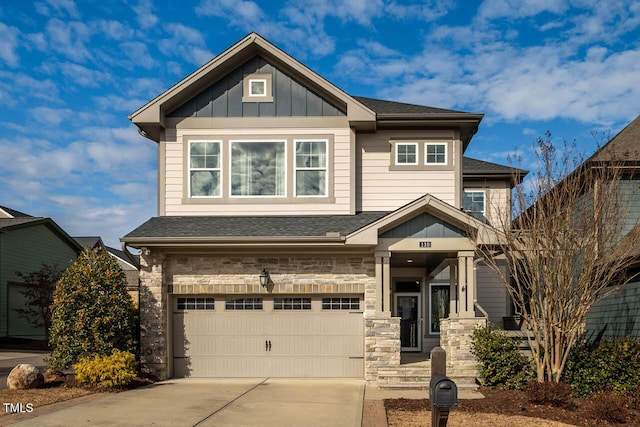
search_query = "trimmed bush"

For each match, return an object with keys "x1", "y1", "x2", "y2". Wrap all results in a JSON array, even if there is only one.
[
  {"x1": 583, "y1": 391, "x2": 629, "y2": 424},
  {"x1": 526, "y1": 381, "x2": 573, "y2": 407},
  {"x1": 74, "y1": 349, "x2": 137, "y2": 388},
  {"x1": 470, "y1": 323, "x2": 534, "y2": 390},
  {"x1": 48, "y1": 247, "x2": 137, "y2": 369},
  {"x1": 563, "y1": 337, "x2": 640, "y2": 397}
]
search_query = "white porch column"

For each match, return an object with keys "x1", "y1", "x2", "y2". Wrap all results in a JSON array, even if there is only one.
[
  {"x1": 374, "y1": 251, "x2": 391, "y2": 315},
  {"x1": 457, "y1": 251, "x2": 476, "y2": 318}
]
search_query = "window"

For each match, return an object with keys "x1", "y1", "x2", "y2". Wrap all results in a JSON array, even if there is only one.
[
  {"x1": 295, "y1": 140, "x2": 327, "y2": 196},
  {"x1": 322, "y1": 297, "x2": 360, "y2": 310},
  {"x1": 463, "y1": 190, "x2": 485, "y2": 215},
  {"x1": 430, "y1": 284, "x2": 449, "y2": 333},
  {"x1": 425, "y1": 143, "x2": 447, "y2": 164},
  {"x1": 225, "y1": 298, "x2": 263, "y2": 310},
  {"x1": 177, "y1": 297, "x2": 214, "y2": 310},
  {"x1": 189, "y1": 141, "x2": 221, "y2": 197},
  {"x1": 396, "y1": 143, "x2": 418, "y2": 165},
  {"x1": 231, "y1": 141, "x2": 286, "y2": 196},
  {"x1": 274, "y1": 297, "x2": 312, "y2": 310},
  {"x1": 249, "y1": 79, "x2": 266, "y2": 96}
]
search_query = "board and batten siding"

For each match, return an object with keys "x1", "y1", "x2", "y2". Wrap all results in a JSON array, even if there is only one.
[
  {"x1": 357, "y1": 130, "x2": 459, "y2": 211},
  {"x1": 586, "y1": 278, "x2": 640, "y2": 339},
  {"x1": 0, "y1": 224, "x2": 78, "y2": 336},
  {"x1": 162, "y1": 127, "x2": 353, "y2": 215}
]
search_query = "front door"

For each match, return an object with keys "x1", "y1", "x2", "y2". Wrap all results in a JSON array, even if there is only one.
[{"x1": 395, "y1": 293, "x2": 421, "y2": 351}]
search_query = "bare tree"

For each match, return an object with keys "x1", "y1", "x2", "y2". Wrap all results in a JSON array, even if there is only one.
[{"x1": 477, "y1": 133, "x2": 640, "y2": 382}]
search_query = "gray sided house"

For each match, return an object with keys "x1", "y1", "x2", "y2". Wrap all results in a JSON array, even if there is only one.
[
  {"x1": 123, "y1": 33, "x2": 526, "y2": 387},
  {"x1": 0, "y1": 206, "x2": 81, "y2": 338},
  {"x1": 584, "y1": 115, "x2": 640, "y2": 340}
]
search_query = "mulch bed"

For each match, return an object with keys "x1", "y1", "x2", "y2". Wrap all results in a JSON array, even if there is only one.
[{"x1": 385, "y1": 387, "x2": 640, "y2": 426}]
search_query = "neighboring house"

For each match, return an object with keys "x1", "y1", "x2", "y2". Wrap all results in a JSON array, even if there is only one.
[
  {"x1": 73, "y1": 236, "x2": 140, "y2": 300},
  {"x1": 122, "y1": 33, "x2": 525, "y2": 386},
  {"x1": 0, "y1": 206, "x2": 81, "y2": 339},
  {"x1": 583, "y1": 116, "x2": 640, "y2": 340}
]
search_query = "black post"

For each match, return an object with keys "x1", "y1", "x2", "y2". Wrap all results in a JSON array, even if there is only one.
[{"x1": 431, "y1": 346, "x2": 449, "y2": 427}]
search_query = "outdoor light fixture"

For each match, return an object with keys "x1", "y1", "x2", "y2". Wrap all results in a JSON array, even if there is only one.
[{"x1": 259, "y1": 268, "x2": 270, "y2": 287}]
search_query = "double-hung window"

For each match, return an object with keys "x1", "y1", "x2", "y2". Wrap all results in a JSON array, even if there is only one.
[
  {"x1": 295, "y1": 140, "x2": 327, "y2": 196},
  {"x1": 396, "y1": 142, "x2": 418, "y2": 165},
  {"x1": 189, "y1": 141, "x2": 221, "y2": 197},
  {"x1": 425, "y1": 143, "x2": 447, "y2": 164},
  {"x1": 463, "y1": 190, "x2": 485, "y2": 215},
  {"x1": 230, "y1": 141, "x2": 286, "y2": 196}
]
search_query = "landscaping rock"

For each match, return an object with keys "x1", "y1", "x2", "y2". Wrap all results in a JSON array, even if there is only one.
[{"x1": 7, "y1": 364, "x2": 44, "y2": 390}]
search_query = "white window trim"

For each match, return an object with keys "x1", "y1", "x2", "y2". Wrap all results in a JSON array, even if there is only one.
[
  {"x1": 429, "y1": 282, "x2": 450, "y2": 335},
  {"x1": 294, "y1": 139, "x2": 329, "y2": 197},
  {"x1": 395, "y1": 142, "x2": 419, "y2": 165},
  {"x1": 248, "y1": 78, "x2": 267, "y2": 97},
  {"x1": 463, "y1": 190, "x2": 486, "y2": 214},
  {"x1": 188, "y1": 140, "x2": 222, "y2": 198},
  {"x1": 425, "y1": 142, "x2": 447, "y2": 165},
  {"x1": 229, "y1": 139, "x2": 287, "y2": 198}
]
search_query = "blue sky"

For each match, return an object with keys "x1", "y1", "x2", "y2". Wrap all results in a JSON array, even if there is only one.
[{"x1": 1, "y1": 0, "x2": 639, "y2": 248}]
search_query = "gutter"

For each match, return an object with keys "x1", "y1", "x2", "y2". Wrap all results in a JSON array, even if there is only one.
[
  {"x1": 120, "y1": 234, "x2": 347, "y2": 248},
  {"x1": 121, "y1": 241, "x2": 140, "y2": 269}
]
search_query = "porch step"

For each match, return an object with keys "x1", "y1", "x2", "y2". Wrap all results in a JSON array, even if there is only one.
[{"x1": 377, "y1": 365, "x2": 479, "y2": 390}]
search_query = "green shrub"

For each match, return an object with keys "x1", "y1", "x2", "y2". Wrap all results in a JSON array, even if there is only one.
[
  {"x1": 525, "y1": 381, "x2": 573, "y2": 407},
  {"x1": 74, "y1": 349, "x2": 137, "y2": 388},
  {"x1": 470, "y1": 323, "x2": 533, "y2": 390},
  {"x1": 563, "y1": 337, "x2": 640, "y2": 397},
  {"x1": 48, "y1": 247, "x2": 137, "y2": 369}
]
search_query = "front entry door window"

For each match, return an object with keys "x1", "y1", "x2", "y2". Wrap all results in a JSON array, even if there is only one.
[{"x1": 395, "y1": 293, "x2": 421, "y2": 351}]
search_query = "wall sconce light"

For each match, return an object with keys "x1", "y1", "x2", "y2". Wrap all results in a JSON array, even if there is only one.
[{"x1": 259, "y1": 268, "x2": 270, "y2": 287}]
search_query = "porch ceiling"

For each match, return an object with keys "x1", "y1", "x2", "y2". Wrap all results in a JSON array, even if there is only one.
[{"x1": 390, "y1": 252, "x2": 455, "y2": 270}]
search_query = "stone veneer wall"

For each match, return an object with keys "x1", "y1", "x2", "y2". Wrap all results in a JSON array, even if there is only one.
[
  {"x1": 138, "y1": 251, "x2": 376, "y2": 380},
  {"x1": 364, "y1": 317, "x2": 400, "y2": 382},
  {"x1": 439, "y1": 317, "x2": 487, "y2": 379},
  {"x1": 138, "y1": 251, "x2": 168, "y2": 380}
]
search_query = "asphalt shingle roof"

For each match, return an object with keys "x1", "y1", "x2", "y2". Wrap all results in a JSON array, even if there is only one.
[
  {"x1": 590, "y1": 115, "x2": 640, "y2": 163},
  {"x1": 0, "y1": 206, "x2": 32, "y2": 218},
  {"x1": 124, "y1": 212, "x2": 389, "y2": 240},
  {"x1": 463, "y1": 157, "x2": 528, "y2": 175},
  {"x1": 354, "y1": 96, "x2": 470, "y2": 115},
  {"x1": 0, "y1": 217, "x2": 44, "y2": 229}
]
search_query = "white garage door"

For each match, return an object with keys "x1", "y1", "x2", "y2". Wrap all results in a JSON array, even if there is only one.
[{"x1": 172, "y1": 296, "x2": 364, "y2": 378}]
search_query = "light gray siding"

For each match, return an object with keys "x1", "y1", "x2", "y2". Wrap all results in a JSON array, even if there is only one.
[
  {"x1": 475, "y1": 262, "x2": 509, "y2": 328},
  {"x1": 168, "y1": 56, "x2": 345, "y2": 118}
]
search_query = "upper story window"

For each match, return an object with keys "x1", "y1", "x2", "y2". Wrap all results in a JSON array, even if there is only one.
[
  {"x1": 463, "y1": 190, "x2": 485, "y2": 215},
  {"x1": 231, "y1": 141, "x2": 286, "y2": 197},
  {"x1": 242, "y1": 73, "x2": 273, "y2": 103},
  {"x1": 395, "y1": 143, "x2": 418, "y2": 165},
  {"x1": 295, "y1": 140, "x2": 327, "y2": 196},
  {"x1": 189, "y1": 141, "x2": 221, "y2": 197},
  {"x1": 425, "y1": 143, "x2": 447, "y2": 164}
]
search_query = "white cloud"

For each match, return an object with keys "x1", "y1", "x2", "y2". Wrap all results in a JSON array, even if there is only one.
[
  {"x1": 97, "y1": 20, "x2": 136, "y2": 41},
  {"x1": 119, "y1": 41, "x2": 156, "y2": 69},
  {"x1": 0, "y1": 22, "x2": 20, "y2": 67},
  {"x1": 0, "y1": 71, "x2": 60, "y2": 104},
  {"x1": 385, "y1": 0, "x2": 457, "y2": 21},
  {"x1": 59, "y1": 62, "x2": 111, "y2": 87},
  {"x1": 46, "y1": 18, "x2": 92, "y2": 62},
  {"x1": 477, "y1": 0, "x2": 568, "y2": 21},
  {"x1": 93, "y1": 95, "x2": 148, "y2": 113},
  {"x1": 158, "y1": 23, "x2": 213, "y2": 66},
  {"x1": 43, "y1": 0, "x2": 80, "y2": 18},
  {"x1": 132, "y1": 0, "x2": 159, "y2": 30},
  {"x1": 30, "y1": 106, "x2": 73, "y2": 126}
]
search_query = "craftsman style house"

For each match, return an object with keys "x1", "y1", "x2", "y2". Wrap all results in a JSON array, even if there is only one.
[{"x1": 123, "y1": 33, "x2": 524, "y2": 386}]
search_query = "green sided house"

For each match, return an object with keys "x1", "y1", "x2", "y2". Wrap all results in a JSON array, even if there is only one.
[
  {"x1": 122, "y1": 33, "x2": 526, "y2": 387},
  {"x1": 0, "y1": 206, "x2": 81, "y2": 338}
]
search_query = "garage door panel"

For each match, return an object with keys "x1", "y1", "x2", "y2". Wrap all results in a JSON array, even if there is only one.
[{"x1": 173, "y1": 296, "x2": 364, "y2": 378}]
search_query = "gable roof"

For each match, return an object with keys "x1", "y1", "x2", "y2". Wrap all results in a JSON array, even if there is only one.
[
  {"x1": 121, "y1": 212, "x2": 389, "y2": 246},
  {"x1": 0, "y1": 216, "x2": 83, "y2": 252},
  {"x1": 74, "y1": 236, "x2": 104, "y2": 249},
  {"x1": 130, "y1": 32, "x2": 376, "y2": 140},
  {"x1": 0, "y1": 206, "x2": 32, "y2": 218},
  {"x1": 588, "y1": 115, "x2": 640, "y2": 163},
  {"x1": 354, "y1": 96, "x2": 469, "y2": 115}
]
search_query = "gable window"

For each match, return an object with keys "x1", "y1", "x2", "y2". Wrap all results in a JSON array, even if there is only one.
[
  {"x1": 189, "y1": 141, "x2": 221, "y2": 197},
  {"x1": 295, "y1": 140, "x2": 327, "y2": 196},
  {"x1": 425, "y1": 143, "x2": 447, "y2": 164},
  {"x1": 463, "y1": 190, "x2": 485, "y2": 215},
  {"x1": 396, "y1": 143, "x2": 418, "y2": 165},
  {"x1": 249, "y1": 79, "x2": 267, "y2": 96},
  {"x1": 231, "y1": 141, "x2": 286, "y2": 196}
]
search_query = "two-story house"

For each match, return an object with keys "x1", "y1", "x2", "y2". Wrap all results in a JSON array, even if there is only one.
[{"x1": 123, "y1": 33, "x2": 525, "y2": 387}]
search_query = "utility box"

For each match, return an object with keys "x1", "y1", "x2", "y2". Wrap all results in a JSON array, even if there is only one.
[{"x1": 430, "y1": 375, "x2": 458, "y2": 408}]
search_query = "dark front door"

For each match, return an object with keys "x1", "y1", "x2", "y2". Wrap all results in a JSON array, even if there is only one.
[{"x1": 395, "y1": 293, "x2": 421, "y2": 351}]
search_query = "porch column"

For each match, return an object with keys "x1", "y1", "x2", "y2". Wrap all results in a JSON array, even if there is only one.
[
  {"x1": 448, "y1": 259, "x2": 458, "y2": 317},
  {"x1": 374, "y1": 251, "x2": 391, "y2": 315},
  {"x1": 457, "y1": 251, "x2": 476, "y2": 318}
]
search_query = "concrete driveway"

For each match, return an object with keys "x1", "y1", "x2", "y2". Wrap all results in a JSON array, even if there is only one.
[{"x1": 10, "y1": 378, "x2": 365, "y2": 427}]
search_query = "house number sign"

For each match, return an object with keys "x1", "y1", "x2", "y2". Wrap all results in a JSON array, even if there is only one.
[{"x1": 419, "y1": 241, "x2": 432, "y2": 248}]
